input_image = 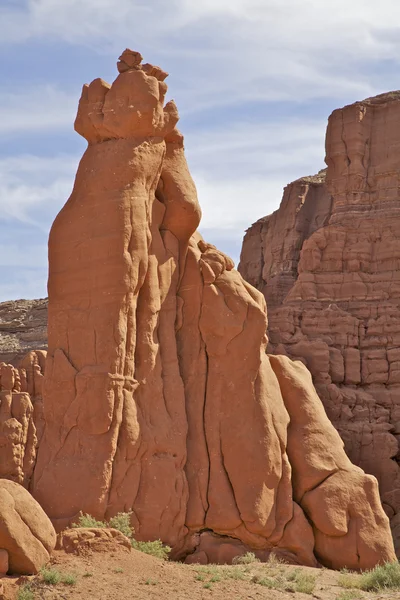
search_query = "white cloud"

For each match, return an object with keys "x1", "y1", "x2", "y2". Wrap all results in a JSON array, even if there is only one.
[
  {"x1": 0, "y1": 154, "x2": 78, "y2": 226},
  {"x1": 185, "y1": 119, "x2": 325, "y2": 179},
  {"x1": 1, "y1": 0, "x2": 400, "y2": 113},
  {"x1": 0, "y1": 86, "x2": 76, "y2": 135}
]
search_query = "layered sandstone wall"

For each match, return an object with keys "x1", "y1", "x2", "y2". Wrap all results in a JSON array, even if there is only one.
[{"x1": 239, "y1": 91, "x2": 400, "y2": 554}]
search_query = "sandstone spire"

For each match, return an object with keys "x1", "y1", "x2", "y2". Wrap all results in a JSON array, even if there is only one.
[{"x1": 27, "y1": 52, "x2": 395, "y2": 569}]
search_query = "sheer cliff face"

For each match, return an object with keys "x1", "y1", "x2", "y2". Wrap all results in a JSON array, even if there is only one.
[
  {"x1": 239, "y1": 91, "x2": 400, "y2": 554},
  {"x1": 3, "y1": 50, "x2": 391, "y2": 569}
]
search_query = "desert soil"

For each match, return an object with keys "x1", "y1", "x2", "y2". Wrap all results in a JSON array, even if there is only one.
[{"x1": 2, "y1": 548, "x2": 400, "y2": 600}]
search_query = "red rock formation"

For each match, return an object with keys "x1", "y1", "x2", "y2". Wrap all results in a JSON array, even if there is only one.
[
  {"x1": 239, "y1": 91, "x2": 400, "y2": 555},
  {"x1": 0, "y1": 479, "x2": 56, "y2": 574},
  {"x1": 28, "y1": 52, "x2": 395, "y2": 569},
  {"x1": 0, "y1": 363, "x2": 36, "y2": 487}
]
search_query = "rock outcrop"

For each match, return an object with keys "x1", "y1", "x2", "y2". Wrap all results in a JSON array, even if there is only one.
[
  {"x1": 0, "y1": 479, "x2": 56, "y2": 574},
  {"x1": 0, "y1": 299, "x2": 47, "y2": 366},
  {"x1": 0, "y1": 351, "x2": 45, "y2": 487},
  {"x1": 24, "y1": 51, "x2": 395, "y2": 569},
  {"x1": 56, "y1": 528, "x2": 131, "y2": 556},
  {"x1": 239, "y1": 91, "x2": 400, "y2": 555}
]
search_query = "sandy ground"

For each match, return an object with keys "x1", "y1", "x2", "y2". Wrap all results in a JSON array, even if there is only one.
[{"x1": 3, "y1": 548, "x2": 400, "y2": 600}]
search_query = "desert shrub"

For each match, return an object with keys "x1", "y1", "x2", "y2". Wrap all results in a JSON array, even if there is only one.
[
  {"x1": 131, "y1": 539, "x2": 171, "y2": 560},
  {"x1": 266, "y1": 552, "x2": 286, "y2": 566},
  {"x1": 73, "y1": 510, "x2": 134, "y2": 538},
  {"x1": 294, "y1": 572, "x2": 316, "y2": 595},
  {"x1": 359, "y1": 561, "x2": 400, "y2": 591},
  {"x1": 224, "y1": 566, "x2": 246, "y2": 580},
  {"x1": 62, "y1": 573, "x2": 77, "y2": 585},
  {"x1": 17, "y1": 585, "x2": 35, "y2": 600},
  {"x1": 40, "y1": 567, "x2": 61, "y2": 585},
  {"x1": 72, "y1": 512, "x2": 106, "y2": 529},
  {"x1": 256, "y1": 577, "x2": 276, "y2": 589},
  {"x1": 233, "y1": 552, "x2": 260, "y2": 565},
  {"x1": 108, "y1": 511, "x2": 134, "y2": 538},
  {"x1": 337, "y1": 569, "x2": 360, "y2": 589},
  {"x1": 40, "y1": 567, "x2": 76, "y2": 586},
  {"x1": 336, "y1": 591, "x2": 362, "y2": 600}
]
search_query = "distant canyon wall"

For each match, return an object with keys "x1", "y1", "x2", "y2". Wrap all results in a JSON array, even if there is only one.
[{"x1": 239, "y1": 91, "x2": 400, "y2": 554}]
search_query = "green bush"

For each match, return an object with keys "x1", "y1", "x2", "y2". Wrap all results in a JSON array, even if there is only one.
[
  {"x1": 359, "y1": 561, "x2": 400, "y2": 591},
  {"x1": 108, "y1": 512, "x2": 134, "y2": 539},
  {"x1": 17, "y1": 585, "x2": 35, "y2": 600},
  {"x1": 233, "y1": 552, "x2": 260, "y2": 565},
  {"x1": 73, "y1": 510, "x2": 134, "y2": 538},
  {"x1": 131, "y1": 539, "x2": 171, "y2": 560},
  {"x1": 72, "y1": 512, "x2": 107, "y2": 529},
  {"x1": 40, "y1": 567, "x2": 77, "y2": 586},
  {"x1": 294, "y1": 572, "x2": 316, "y2": 595},
  {"x1": 62, "y1": 573, "x2": 77, "y2": 586},
  {"x1": 72, "y1": 511, "x2": 171, "y2": 559},
  {"x1": 40, "y1": 567, "x2": 61, "y2": 585}
]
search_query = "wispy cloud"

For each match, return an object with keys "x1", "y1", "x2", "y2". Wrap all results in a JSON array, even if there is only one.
[
  {"x1": 0, "y1": 154, "x2": 78, "y2": 225},
  {"x1": 1, "y1": 0, "x2": 400, "y2": 112},
  {"x1": 0, "y1": 86, "x2": 76, "y2": 135}
]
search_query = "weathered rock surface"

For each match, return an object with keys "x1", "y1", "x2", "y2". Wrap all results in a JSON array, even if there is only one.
[
  {"x1": 0, "y1": 479, "x2": 56, "y2": 574},
  {"x1": 0, "y1": 351, "x2": 45, "y2": 488},
  {"x1": 24, "y1": 52, "x2": 395, "y2": 570},
  {"x1": 56, "y1": 528, "x2": 131, "y2": 556},
  {"x1": 0, "y1": 300, "x2": 47, "y2": 366},
  {"x1": 239, "y1": 91, "x2": 400, "y2": 556}
]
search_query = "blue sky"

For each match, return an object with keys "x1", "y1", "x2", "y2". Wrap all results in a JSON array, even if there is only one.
[{"x1": 1, "y1": 0, "x2": 400, "y2": 300}]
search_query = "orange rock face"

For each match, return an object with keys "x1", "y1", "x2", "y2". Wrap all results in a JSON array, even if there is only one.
[
  {"x1": 239, "y1": 92, "x2": 400, "y2": 556},
  {"x1": 0, "y1": 479, "x2": 56, "y2": 574},
  {"x1": 26, "y1": 54, "x2": 395, "y2": 569}
]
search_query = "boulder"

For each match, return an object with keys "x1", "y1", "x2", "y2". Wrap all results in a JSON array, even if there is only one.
[{"x1": 0, "y1": 479, "x2": 56, "y2": 574}]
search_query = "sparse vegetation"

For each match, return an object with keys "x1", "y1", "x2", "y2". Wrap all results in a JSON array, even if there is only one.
[
  {"x1": 40, "y1": 567, "x2": 61, "y2": 585},
  {"x1": 225, "y1": 566, "x2": 247, "y2": 580},
  {"x1": 62, "y1": 573, "x2": 77, "y2": 586},
  {"x1": 359, "y1": 561, "x2": 400, "y2": 591},
  {"x1": 337, "y1": 562, "x2": 400, "y2": 593},
  {"x1": 338, "y1": 568, "x2": 359, "y2": 589},
  {"x1": 73, "y1": 513, "x2": 107, "y2": 529},
  {"x1": 266, "y1": 552, "x2": 286, "y2": 567},
  {"x1": 17, "y1": 585, "x2": 35, "y2": 600},
  {"x1": 72, "y1": 511, "x2": 171, "y2": 559},
  {"x1": 108, "y1": 511, "x2": 134, "y2": 539},
  {"x1": 131, "y1": 538, "x2": 171, "y2": 560},
  {"x1": 336, "y1": 591, "x2": 362, "y2": 600},
  {"x1": 40, "y1": 567, "x2": 77, "y2": 586},
  {"x1": 73, "y1": 511, "x2": 134, "y2": 538},
  {"x1": 294, "y1": 572, "x2": 316, "y2": 594},
  {"x1": 233, "y1": 551, "x2": 260, "y2": 565}
]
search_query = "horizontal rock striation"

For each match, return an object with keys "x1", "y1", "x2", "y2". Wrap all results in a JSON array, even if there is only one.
[{"x1": 239, "y1": 91, "x2": 400, "y2": 555}]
